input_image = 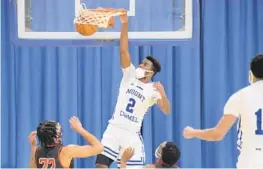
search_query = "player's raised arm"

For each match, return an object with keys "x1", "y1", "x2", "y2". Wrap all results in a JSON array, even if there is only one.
[
  {"x1": 63, "y1": 116, "x2": 103, "y2": 158},
  {"x1": 154, "y1": 82, "x2": 171, "y2": 114},
  {"x1": 119, "y1": 11, "x2": 131, "y2": 69},
  {"x1": 28, "y1": 131, "x2": 38, "y2": 168}
]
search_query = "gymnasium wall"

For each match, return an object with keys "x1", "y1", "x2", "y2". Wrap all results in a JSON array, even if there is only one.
[{"x1": 1, "y1": 0, "x2": 263, "y2": 168}]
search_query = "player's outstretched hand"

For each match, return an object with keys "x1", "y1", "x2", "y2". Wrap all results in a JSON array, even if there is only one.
[
  {"x1": 69, "y1": 116, "x2": 83, "y2": 133},
  {"x1": 121, "y1": 147, "x2": 135, "y2": 162},
  {"x1": 154, "y1": 81, "x2": 165, "y2": 95},
  {"x1": 119, "y1": 10, "x2": 128, "y2": 24},
  {"x1": 28, "y1": 131, "x2": 37, "y2": 146},
  {"x1": 183, "y1": 126, "x2": 195, "y2": 139}
]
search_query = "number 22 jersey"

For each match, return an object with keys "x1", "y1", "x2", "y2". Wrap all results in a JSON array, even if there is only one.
[{"x1": 109, "y1": 64, "x2": 162, "y2": 133}]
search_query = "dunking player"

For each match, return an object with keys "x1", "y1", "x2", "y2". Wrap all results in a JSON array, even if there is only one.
[
  {"x1": 28, "y1": 116, "x2": 103, "y2": 168},
  {"x1": 183, "y1": 54, "x2": 263, "y2": 168},
  {"x1": 120, "y1": 142, "x2": 181, "y2": 168},
  {"x1": 95, "y1": 11, "x2": 171, "y2": 168}
]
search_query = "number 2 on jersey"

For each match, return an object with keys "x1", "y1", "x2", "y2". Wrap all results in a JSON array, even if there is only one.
[
  {"x1": 39, "y1": 158, "x2": 56, "y2": 169},
  {"x1": 255, "y1": 109, "x2": 263, "y2": 135},
  {"x1": 126, "y1": 98, "x2": 136, "y2": 113}
]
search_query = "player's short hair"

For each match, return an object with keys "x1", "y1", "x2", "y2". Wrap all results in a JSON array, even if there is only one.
[
  {"x1": 37, "y1": 120, "x2": 62, "y2": 148},
  {"x1": 161, "y1": 142, "x2": 181, "y2": 167},
  {"x1": 250, "y1": 54, "x2": 263, "y2": 79},
  {"x1": 155, "y1": 141, "x2": 181, "y2": 168},
  {"x1": 146, "y1": 56, "x2": 161, "y2": 75}
]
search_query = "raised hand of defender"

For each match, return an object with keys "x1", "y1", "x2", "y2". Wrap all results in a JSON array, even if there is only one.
[
  {"x1": 121, "y1": 147, "x2": 135, "y2": 162},
  {"x1": 119, "y1": 10, "x2": 128, "y2": 24},
  {"x1": 183, "y1": 126, "x2": 195, "y2": 139},
  {"x1": 70, "y1": 116, "x2": 83, "y2": 132},
  {"x1": 28, "y1": 131, "x2": 37, "y2": 146}
]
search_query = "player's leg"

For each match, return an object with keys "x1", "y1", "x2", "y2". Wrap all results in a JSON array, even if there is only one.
[
  {"x1": 95, "y1": 125, "x2": 120, "y2": 168},
  {"x1": 118, "y1": 132, "x2": 145, "y2": 168}
]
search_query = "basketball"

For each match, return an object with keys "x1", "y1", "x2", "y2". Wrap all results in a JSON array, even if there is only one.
[{"x1": 75, "y1": 23, "x2": 98, "y2": 36}]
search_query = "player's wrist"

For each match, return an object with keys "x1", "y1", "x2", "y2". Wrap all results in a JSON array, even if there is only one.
[
  {"x1": 190, "y1": 129, "x2": 198, "y2": 138},
  {"x1": 120, "y1": 159, "x2": 128, "y2": 164},
  {"x1": 76, "y1": 127, "x2": 86, "y2": 134}
]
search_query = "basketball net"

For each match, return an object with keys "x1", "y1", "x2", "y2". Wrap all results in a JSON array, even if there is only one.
[{"x1": 73, "y1": 4, "x2": 126, "y2": 28}]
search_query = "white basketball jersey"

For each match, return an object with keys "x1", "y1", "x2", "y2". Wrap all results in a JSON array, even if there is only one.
[
  {"x1": 109, "y1": 64, "x2": 162, "y2": 133},
  {"x1": 224, "y1": 80, "x2": 263, "y2": 155}
]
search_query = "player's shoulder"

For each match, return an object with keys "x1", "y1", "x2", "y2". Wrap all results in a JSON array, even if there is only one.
[
  {"x1": 227, "y1": 85, "x2": 252, "y2": 103},
  {"x1": 234, "y1": 86, "x2": 247, "y2": 95},
  {"x1": 59, "y1": 144, "x2": 77, "y2": 155},
  {"x1": 146, "y1": 82, "x2": 158, "y2": 91},
  {"x1": 235, "y1": 84, "x2": 257, "y2": 96},
  {"x1": 122, "y1": 63, "x2": 136, "y2": 72}
]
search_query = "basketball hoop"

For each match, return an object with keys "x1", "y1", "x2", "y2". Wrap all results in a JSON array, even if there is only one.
[{"x1": 73, "y1": 4, "x2": 127, "y2": 28}]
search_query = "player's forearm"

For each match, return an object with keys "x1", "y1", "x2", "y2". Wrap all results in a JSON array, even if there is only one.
[
  {"x1": 120, "y1": 23, "x2": 131, "y2": 68},
  {"x1": 78, "y1": 128, "x2": 103, "y2": 148},
  {"x1": 193, "y1": 128, "x2": 223, "y2": 141},
  {"x1": 159, "y1": 92, "x2": 170, "y2": 114},
  {"x1": 161, "y1": 96, "x2": 170, "y2": 114},
  {"x1": 28, "y1": 146, "x2": 37, "y2": 168},
  {"x1": 120, "y1": 23, "x2": 129, "y2": 53}
]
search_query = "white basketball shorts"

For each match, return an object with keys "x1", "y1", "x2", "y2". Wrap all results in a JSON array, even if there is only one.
[{"x1": 100, "y1": 124, "x2": 145, "y2": 167}]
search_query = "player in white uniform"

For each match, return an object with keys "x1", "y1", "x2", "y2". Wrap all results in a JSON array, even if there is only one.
[
  {"x1": 95, "y1": 11, "x2": 171, "y2": 168},
  {"x1": 183, "y1": 54, "x2": 263, "y2": 168}
]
